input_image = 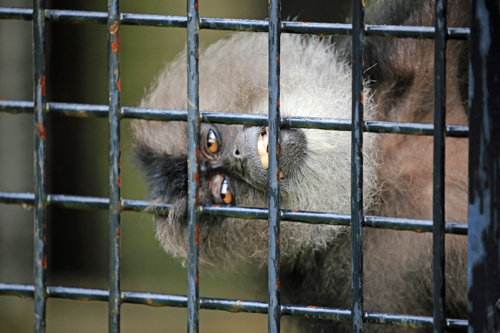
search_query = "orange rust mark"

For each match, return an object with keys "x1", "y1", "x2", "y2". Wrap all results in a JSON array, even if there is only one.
[
  {"x1": 118, "y1": 160, "x2": 121, "y2": 169},
  {"x1": 41, "y1": 255, "x2": 47, "y2": 269},
  {"x1": 291, "y1": 209, "x2": 299, "y2": 212},
  {"x1": 40, "y1": 75, "x2": 46, "y2": 97},
  {"x1": 361, "y1": 91, "x2": 364, "y2": 104},
  {"x1": 277, "y1": 279, "x2": 280, "y2": 292},
  {"x1": 213, "y1": 204, "x2": 221, "y2": 207},
  {"x1": 37, "y1": 121, "x2": 46, "y2": 143},
  {"x1": 362, "y1": 0, "x2": 365, "y2": 6},
  {"x1": 110, "y1": 22, "x2": 119, "y2": 35},
  {"x1": 117, "y1": 227, "x2": 121, "y2": 237},
  {"x1": 195, "y1": 223, "x2": 200, "y2": 246},
  {"x1": 196, "y1": 275, "x2": 199, "y2": 285},
  {"x1": 277, "y1": 234, "x2": 280, "y2": 247},
  {"x1": 308, "y1": 305, "x2": 318, "y2": 308},
  {"x1": 277, "y1": 98, "x2": 280, "y2": 109},
  {"x1": 299, "y1": 21, "x2": 310, "y2": 24},
  {"x1": 77, "y1": 298, "x2": 92, "y2": 302},
  {"x1": 117, "y1": 174, "x2": 121, "y2": 187},
  {"x1": 194, "y1": 172, "x2": 199, "y2": 184},
  {"x1": 117, "y1": 78, "x2": 121, "y2": 92},
  {"x1": 112, "y1": 35, "x2": 119, "y2": 53},
  {"x1": 195, "y1": 0, "x2": 198, "y2": 11},
  {"x1": 276, "y1": 145, "x2": 280, "y2": 156},
  {"x1": 360, "y1": 147, "x2": 363, "y2": 151}
]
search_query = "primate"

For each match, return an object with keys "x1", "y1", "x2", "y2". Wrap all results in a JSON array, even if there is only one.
[{"x1": 133, "y1": 0, "x2": 469, "y2": 331}]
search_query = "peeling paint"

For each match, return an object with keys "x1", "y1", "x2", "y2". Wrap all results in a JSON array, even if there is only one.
[{"x1": 37, "y1": 121, "x2": 46, "y2": 142}]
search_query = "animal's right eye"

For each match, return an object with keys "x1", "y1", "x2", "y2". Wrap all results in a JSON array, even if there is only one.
[
  {"x1": 207, "y1": 129, "x2": 219, "y2": 153},
  {"x1": 211, "y1": 174, "x2": 233, "y2": 205},
  {"x1": 220, "y1": 178, "x2": 232, "y2": 204}
]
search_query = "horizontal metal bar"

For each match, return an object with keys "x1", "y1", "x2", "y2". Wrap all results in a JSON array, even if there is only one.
[
  {"x1": 0, "y1": 283, "x2": 467, "y2": 330},
  {"x1": 0, "y1": 100, "x2": 469, "y2": 137},
  {"x1": 0, "y1": 192, "x2": 467, "y2": 235},
  {"x1": 0, "y1": 7, "x2": 469, "y2": 39}
]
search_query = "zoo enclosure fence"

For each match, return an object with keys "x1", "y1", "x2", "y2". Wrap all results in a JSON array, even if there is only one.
[{"x1": 0, "y1": 0, "x2": 499, "y2": 332}]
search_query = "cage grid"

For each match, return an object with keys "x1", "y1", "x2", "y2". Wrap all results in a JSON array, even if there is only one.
[{"x1": 1, "y1": 0, "x2": 498, "y2": 332}]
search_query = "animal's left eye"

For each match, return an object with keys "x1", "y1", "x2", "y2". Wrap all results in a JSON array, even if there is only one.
[
  {"x1": 207, "y1": 129, "x2": 219, "y2": 153},
  {"x1": 220, "y1": 178, "x2": 232, "y2": 204}
]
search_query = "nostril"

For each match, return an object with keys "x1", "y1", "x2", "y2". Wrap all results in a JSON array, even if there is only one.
[{"x1": 234, "y1": 147, "x2": 240, "y2": 157}]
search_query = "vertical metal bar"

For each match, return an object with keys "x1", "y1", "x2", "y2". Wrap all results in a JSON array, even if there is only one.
[
  {"x1": 433, "y1": 0, "x2": 447, "y2": 332},
  {"x1": 351, "y1": 0, "x2": 365, "y2": 332},
  {"x1": 33, "y1": 0, "x2": 47, "y2": 331},
  {"x1": 468, "y1": 0, "x2": 500, "y2": 332},
  {"x1": 186, "y1": 0, "x2": 200, "y2": 332},
  {"x1": 268, "y1": 0, "x2": 281, "y2": 332},
  {"x1": 107, "y1": 0, "x2": 121, "y2": 331}
]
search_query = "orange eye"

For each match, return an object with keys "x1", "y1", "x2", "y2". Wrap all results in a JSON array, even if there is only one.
[
  {"x1": 220, "y1": 179, "x2": 232, "y2": 204},
  {"x1": 207, "y1": 129, "x2": 218, "y2": 153}
]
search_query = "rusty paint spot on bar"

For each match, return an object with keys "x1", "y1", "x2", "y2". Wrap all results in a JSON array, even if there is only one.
[
  {"x1": 109, "y1": 22, "x2": 119, "y2": 34},
  {"x1": 116, "y1": 227, "x2": 120, "y2": 237},
  {"x1": 112, "y1": 36, "x2": 119, "y2": 53},
  {"x1": 40, "y1": 75, "x2": 46, "y2": 97},
  {"x1": 37, "y1": 121, "x2": 46, "y2": 142},
  {"x1": 308, "y1": 305, "x2": 318, "y2": 308},
  {"x1": 299, "y1": 21, "x2": 310, "y2": 24},
  {"x1": 41, "y1": 255, "x2": 47, "y2": 269},
  {"x1": 117, "y1": 78, "x2": 121, "y2": 92},
  {"x1": 195, "y1": 223, "x2": 200, "y2": 246},
  {"x1": 117, "y1": 174, "x2": 121, "y2": 187}
]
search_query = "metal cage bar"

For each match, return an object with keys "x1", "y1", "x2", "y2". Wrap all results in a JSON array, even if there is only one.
[
  {"x1": 0, "y1": 282, "x2": 469, "y2": 330},
  {"x1": 351, "y1": 0, "x2": 365, "y2": 331},
  {"x1": 267, "y1": 0, "x2": 281, "y2": 331},
  {"x1": 186, "y1": 0, "x2": 201, "y2": 331},
  {"x1": 32, "y1": 0, "x2": 47, "y2": 331},
  {"x1": 467, "y1": 0, "x2": 500, "y2": 331},
  {"x1": 0, "y1": 191, "x2": 469, "y2": 234},
  {"x1": 107, "y1": 0, "x2": 122, "y2": 331},
  {"x1": 0, "y1": 7, "x2": 471, "y2": 39},
  {"x1": 433, "y1": 0, "x2": 447, "y2": 332},
  {"x1": 0, "y1": 100, "x2": 470, "y2": 137}
]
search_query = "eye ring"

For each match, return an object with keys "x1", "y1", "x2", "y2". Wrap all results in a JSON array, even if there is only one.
[{"x1": 207, "y1": 129, "x2": 219, "y2": 154}]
